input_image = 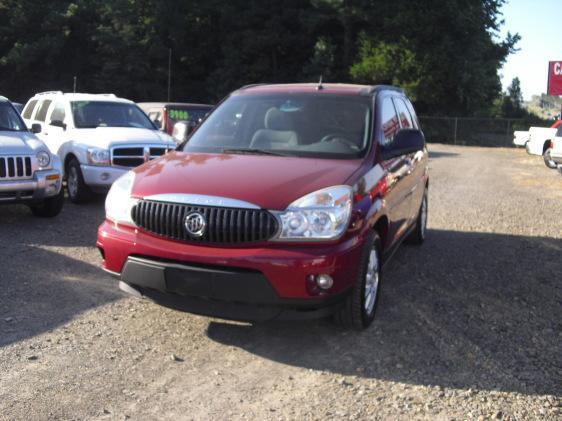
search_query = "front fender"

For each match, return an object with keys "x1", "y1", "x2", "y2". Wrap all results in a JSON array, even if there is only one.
[
  {"x1": 58, "y1": 141, "x2": 89, "y2": 167},
  {"x1": 51, "y1": 154, "x2": 63, "y2": 174}
]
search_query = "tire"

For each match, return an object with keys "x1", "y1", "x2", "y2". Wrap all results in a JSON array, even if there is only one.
[
  {"x1": 543, "y1": 148, "x2": 557, "y2": 169},
  {"x1": 407, "y1": 189, "x2": 428, "y2": 245},
  {"x1": 334, "y1": 231, "x2": 381, "y2": 330},
  {"x1": 66, "y1": 157, "x2": 92, "y2": 203},
  {"x1": 30, "y1": 189, "x2": 64, "y2": 217}
]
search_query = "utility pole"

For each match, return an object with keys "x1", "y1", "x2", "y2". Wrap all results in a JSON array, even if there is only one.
[
  {"x1": 73, "y1": 76, "x2": 77, "y2": 93},
  {"x1": 167, "y1": 48, "x2": 172, "y2": 102}
]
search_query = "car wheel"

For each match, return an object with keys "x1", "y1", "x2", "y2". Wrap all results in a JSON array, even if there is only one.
[
  {"x1": 30, "y1": 189, "x2": 64, "y2": 217},
  {"x1": 543, "y1": 148, "x2": 557, "y2": 169},
  {"x1": 334, "y1": 231, "x2": 381, "y2": 330},
  {"x1": 66, "y1": 158, "x2": 92, "y2": 203},
  {"x1": 407, "y1": 189, "x2": 428, "y2": 245}
]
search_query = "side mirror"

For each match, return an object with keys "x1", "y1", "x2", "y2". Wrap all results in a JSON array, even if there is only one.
[
  {"x1": 152, "y1": 119, "x2": 162, "y2": 130},
  {"x1": 381, "y1": 129, "x2": 425, "y2": 160},
  {"x1": 172, "y1": 120, "x2": 197, "y2": 144},
  {"x1": 50, "y1": 119, "x2": 66, "y2": 130},
  {"x1": 31, "y1": 123, "x2": 42, "y2": 134}
]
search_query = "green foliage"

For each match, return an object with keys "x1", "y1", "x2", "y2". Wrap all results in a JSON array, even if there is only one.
[
  {"x1": 350, "y1": 36, "x2": 422, "y2": 101},
  {"x1": 0, "y1": 0, "x2": 519, "y2": 116},
  {"x1": 500, "y1": 77, "x2": 525, "y2": 118}
]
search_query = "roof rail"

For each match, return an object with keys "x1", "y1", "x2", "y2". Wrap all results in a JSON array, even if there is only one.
[
  {"x1": 69, "y1": 92, "x2": 117, "y2": 97},
  {"x1": 238, "y1": 83, "x2": 267, "y2": 90},
  {"x1": 0, "y1": 96, "x2": 8, "y2": 102},
  {"x1": 367, "y1": 85, "x2": 404, "y2": 95},
  {"x1": 36, "y1": 91, "x2": 63, "y2": 96}
]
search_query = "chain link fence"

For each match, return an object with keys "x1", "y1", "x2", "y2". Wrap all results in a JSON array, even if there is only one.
[{"x1": 419, "y1": 116, "x2": 525, "y2": 147}]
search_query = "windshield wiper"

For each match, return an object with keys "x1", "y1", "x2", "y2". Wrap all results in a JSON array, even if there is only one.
[
  {"x1": 0, "y1": 127, "x2": 21, "y2": 131},
  {"x1": 221, "y1": 148, "x2": 291, "y2": 157}
]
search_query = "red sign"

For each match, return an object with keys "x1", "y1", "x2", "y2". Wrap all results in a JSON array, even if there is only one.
[{"x1": 547, "y1": 61, "x2": 562, "y2": 95}]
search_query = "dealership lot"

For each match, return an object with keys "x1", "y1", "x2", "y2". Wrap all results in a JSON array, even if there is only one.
[{"x1": 0, "y1": 144, "x2": 560, "y2": 420}]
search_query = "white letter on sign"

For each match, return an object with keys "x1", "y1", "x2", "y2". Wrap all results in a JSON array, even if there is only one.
[{"x1": 555, "y1": 62, "x2": 562, "y2": 75}]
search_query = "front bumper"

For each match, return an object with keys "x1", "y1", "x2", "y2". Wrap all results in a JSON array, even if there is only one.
[
  {"x1": 81, "y1": 164, "x2": 128, "y2": 190},
  {"x1": 97, "y1": 221, "x2": 366, "y2": 321},
  {"x1": 0, "y1": 168, "x2": 62, "y2": 204}
]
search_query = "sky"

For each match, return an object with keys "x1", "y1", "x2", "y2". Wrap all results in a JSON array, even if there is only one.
[{"x1": 499, "y1": 0, "x2": 560, "y2": 100}]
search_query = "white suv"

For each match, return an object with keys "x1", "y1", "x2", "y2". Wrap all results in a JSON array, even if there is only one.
[{"x1": 21, "y1": 92, "x2": 176, "y2": 203}]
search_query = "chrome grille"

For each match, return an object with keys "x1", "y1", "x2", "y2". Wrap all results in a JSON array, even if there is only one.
[
  {"x1": 111, "y1": 146, "x2": 170, "y2": 168},
  {"x1": 131, "y1": 200, "x2": 279, "y2": 244},
  {"x1": 0, "y1": 156, "x2": 33, "y2": 180}
]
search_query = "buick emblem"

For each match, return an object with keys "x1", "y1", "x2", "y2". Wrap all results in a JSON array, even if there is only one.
[{"x1": 184, "y1": 211, "x2": 206, "y2": 238}]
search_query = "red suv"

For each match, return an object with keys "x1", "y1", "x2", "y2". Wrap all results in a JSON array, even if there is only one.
[{"x1": 97, "y1": 83, "x2": 429, "y2": 330}]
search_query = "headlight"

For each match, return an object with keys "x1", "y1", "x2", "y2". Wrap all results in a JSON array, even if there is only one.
[
  {"x1": 274, "y1": 185, "x2": 353, "y2": 241},
  {"x1": 36, "y1": 150, "x2": 50, "y2": 167},
  {"x1": 105, "y1": 171, "x2": 138, "y2": 226},
  {"x1": 87, "y1": 148, "x2": 110, "y2": 166}
]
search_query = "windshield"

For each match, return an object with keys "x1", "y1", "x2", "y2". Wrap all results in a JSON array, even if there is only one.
[
  {"x1": 71, "y1": 101, "x2": 156, "y2": 129},
  {"x1": 0, "y1": 101, "x2": 27, "y2": 131},
  {"x1": 183, "y1": 94, "x2": 372, "y2": 159}
]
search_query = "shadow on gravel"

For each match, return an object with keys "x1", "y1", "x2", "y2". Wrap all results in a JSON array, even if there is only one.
[
  {"x1": 207, "y1": 229, "x2": 562, "y2": 396},
  {"x1": 0, "y1": 196, "x2": 120, "y2": 347},
  {"x1": 0, "y1": 195, "x2": 105, "y2": 248},
  {"x1": 428, "y1": 150, "x2": 459, "y2": 159},
  {"x1": 0, "y1": 246, "x2": 122, "y2": 347}
]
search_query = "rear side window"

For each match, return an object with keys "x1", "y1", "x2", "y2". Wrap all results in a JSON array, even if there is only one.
[
  {"x1": 35, "y1": 100, "x2": 52, "y2": 122},
  {"x1": 393, "y1": 98, "x2": 414, "y2": 129},
  {"x1": 404, "y1": 99, "x2": 420, "y2": 129},
  {"x1": 50, "y1": 102, "x2": 66, "y2": 123},
  {"x1": 380, "y1": 97, "x2": 400, "y2": 146},
  {"x1": 22, "y1": 100, "x2": 37, "y2": 119}
]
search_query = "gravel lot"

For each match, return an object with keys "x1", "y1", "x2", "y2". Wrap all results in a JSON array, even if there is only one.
[{"x1": 0, "y1": 144, "x2": 561, "y2": 420}]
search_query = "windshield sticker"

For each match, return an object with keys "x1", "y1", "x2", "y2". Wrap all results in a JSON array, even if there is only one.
[{"x1": 169, "y1": 109, "x2": 189, "y2": 121}]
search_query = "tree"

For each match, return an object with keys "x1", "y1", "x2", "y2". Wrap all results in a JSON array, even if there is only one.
[
  {"x1": 0, "y1": 0, "x2": 519, "y2": 114},
  {"x1": 500, "y1": 77, "x2": 524, "y2": 117},
  {"x1": 347, "y1": 0, "x2": 519, "y2": 115},
  {"x1": 350, "y1": 35, "x2": 423, "y2": 101}
]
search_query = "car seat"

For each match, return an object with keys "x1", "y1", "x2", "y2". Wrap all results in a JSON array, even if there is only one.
[{"x1": 250, "y1": 107, "x2": 299, "y2": 149}]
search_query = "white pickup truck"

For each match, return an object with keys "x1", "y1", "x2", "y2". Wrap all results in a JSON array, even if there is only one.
[
  {"x1": 21, "y1": 92, "x2": 176, "y2": 203},
  {"x1": 525, "y1": 121, "x2": 562, "y2": 168},
  {"x1": 513, "y1": 130, "x2": 530, "y2": 147}
]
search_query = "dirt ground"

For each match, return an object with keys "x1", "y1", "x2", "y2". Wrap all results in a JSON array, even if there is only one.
[{"x1": 0, "y1": 144, "x2": 560, "y2": 420}]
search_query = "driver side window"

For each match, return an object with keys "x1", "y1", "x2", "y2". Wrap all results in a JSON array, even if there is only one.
[
  {"x1": 50, "y1": 102, "x2": 66, "y2": 124},
  {"x1": 380, "y1": 97, "x2": 399, "y2": 147}
]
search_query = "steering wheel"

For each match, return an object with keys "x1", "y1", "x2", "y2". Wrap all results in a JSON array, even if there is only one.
[{"x1": 319, "y1": 133, "x2": 359, "y2": 151}]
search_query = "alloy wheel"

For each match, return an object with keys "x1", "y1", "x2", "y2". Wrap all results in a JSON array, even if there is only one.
[
  {"x1": 364, "y1": 247, "x2": 380, "y2": 315},
  {"x1": 68, "y1": 167, "x2": 78, "y2": 198}
]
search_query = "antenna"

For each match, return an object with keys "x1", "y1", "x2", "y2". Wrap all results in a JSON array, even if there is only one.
[{"x1": 316, "y1": 75, "x2": 324, "y2": 90}]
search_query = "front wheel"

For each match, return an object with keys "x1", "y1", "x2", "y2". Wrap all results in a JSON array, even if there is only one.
[
  {"x1": 66, "y1": 158, "x2": 92, "y2": 203},
  {"x1": 30, "y1": 189, "x2": 64, "y2": 217},
  {"x1": 334, "y1": 231, "x2": 381, "y2": 330},
  {"x1": 543, "y1": 148, "x2": 557, "y2": 169}
]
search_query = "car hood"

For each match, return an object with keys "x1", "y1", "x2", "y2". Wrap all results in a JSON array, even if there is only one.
[
  {"x1": 69, "y1": 127, "x2": 175, "y2": 149},
  {"x1": 131, "y1": 151, "x2": 362, "y2": 210},
  {"x1": 0, "y1": 131, "x2": 48, "y2": 155}
]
